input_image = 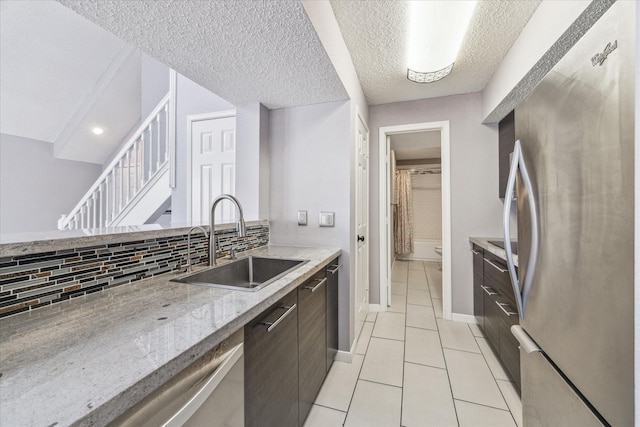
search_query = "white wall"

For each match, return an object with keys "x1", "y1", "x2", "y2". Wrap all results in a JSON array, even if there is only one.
[
  {"x1": 141, "y1": 54, "x2": 169, "y2": 118},
  {"x1": 0, "y1": 134, "x2": 102, "y2": 234},
  {"x1": 369, "y1": 93, "x2": 505, "y2": 315},
  {"x1": 269, "y1": 100, "x2": 352, "y2": 350},
  {"x1": 171, "y1": 74, "x2": 235, "y2": 224},
  {"x1": 235, "y1": 103, "x2": 270, "y2": 221},
  {"x1": 102, "y1": 52, "x2": 170, "y2": 170},
  {"x1": 301, "y1": 0, "x2": 369, "y2": 351}
]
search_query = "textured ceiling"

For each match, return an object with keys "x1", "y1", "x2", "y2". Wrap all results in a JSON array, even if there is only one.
[
  {"x1": 58, "y1": 0, "x2": 349, "y2": 110},
  {"x1": 0, "y1": 0, "x2": 130, "y2": 143},
  {"x1": 330, "y1": 0, "x2": 541, "y2": 105}
]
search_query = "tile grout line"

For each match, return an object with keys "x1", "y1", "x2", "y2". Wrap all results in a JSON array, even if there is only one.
[
  {"x1": 471, "y1": 331, "x2": 520, "y2": 426},
  {"x1": 429, "y1": 262, "x2": 461, "y2": 427},
  {"x1": 344, "y1": 306, "x2": 378, "y2": 425},
  {"x1": 399, "y1": 268, "x2": 410, "y2": 427},
  {"x1": 453, "y1": 397, "x2": 515, "y2": 413}
]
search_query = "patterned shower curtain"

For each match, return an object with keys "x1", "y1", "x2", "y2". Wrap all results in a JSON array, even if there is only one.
[{"x1": 394, "y1": 170, "x2": 414, "y2": 254}]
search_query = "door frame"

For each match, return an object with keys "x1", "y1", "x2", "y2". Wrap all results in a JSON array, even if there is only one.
[
  {"x1": 353, "y1": 108, "x2": 370, "y2": 342},
  {"x1": 186, "y1": 110, "x2": 236, "y2": 223},
  {"x1": 378, "y1": 121, "x2": 453, "y2": 320}
]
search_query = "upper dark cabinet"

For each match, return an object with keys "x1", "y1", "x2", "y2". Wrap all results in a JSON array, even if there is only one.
[{"x1": 499, "y1": 110, "x2": 515, "y2": 199}]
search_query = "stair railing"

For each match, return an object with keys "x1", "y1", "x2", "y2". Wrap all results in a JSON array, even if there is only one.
[{"x1": 58, "y1": 92, "x2": 171, "y2": 230}]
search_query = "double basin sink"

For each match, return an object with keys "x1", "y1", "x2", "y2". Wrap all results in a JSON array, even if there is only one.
[{"x1": 173, "y1": 256, "x2": 309, "y2": 292}]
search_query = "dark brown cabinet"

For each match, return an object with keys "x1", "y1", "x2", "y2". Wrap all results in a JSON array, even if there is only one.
[
  {"x1": 472, "y1": 245, "x2": 484, "y2": 328},
  {"x1": 472, "y1": 244, "x2": 521, "y2": 391},
  {"x1": 499, "y1": 110, "x2": 515, "y2": 199},
  {"x1": 245, "y1": 259, "x2": 339, "y2": 427},
  {"x1": 244, "y1": 289, "x2": 299, "y2": 427},
  {"x1": 298, "y1": 270, "x2": 327, "y2": 426},
  {"x1": 325, "y1": 258, "x2": 340, "y2": 372}
]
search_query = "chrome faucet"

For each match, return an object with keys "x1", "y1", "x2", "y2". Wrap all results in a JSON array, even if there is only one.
[
  {"x1": 186, "y1": 226, "x2": 208, "y2": 272},
  {"x1": 210, "y1": 194, "x2": 246, "y2": 265}
]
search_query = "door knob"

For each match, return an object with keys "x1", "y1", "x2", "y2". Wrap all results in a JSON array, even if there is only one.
[{"x1": 357, "y1": 235, "x2": 365, "y2": 242}]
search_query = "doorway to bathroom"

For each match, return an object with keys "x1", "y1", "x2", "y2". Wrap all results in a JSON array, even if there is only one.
[{"x1": 378, "y1": 121, "x2": 452, "y2": 320}]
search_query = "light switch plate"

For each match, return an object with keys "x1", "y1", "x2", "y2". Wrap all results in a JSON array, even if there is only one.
[
  {"x1": 297, "y1": 210, "x2": 308, "y2": 226},
  {"x1": 319, "y1": 212, "x2": 335, "y2": 227}
]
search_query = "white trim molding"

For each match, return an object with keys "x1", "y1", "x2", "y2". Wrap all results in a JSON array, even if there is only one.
[
  {"x1": 378, "y1": 121, "x2": 453, "y2": 321},
  {"x1": 451, "y1": 313, "x2": 479, "y2": 324}
]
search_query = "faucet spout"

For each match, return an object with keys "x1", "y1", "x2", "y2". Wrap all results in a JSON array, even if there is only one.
[{"x1": 210, "y1": 194, "x2": 246, "y2": 266}]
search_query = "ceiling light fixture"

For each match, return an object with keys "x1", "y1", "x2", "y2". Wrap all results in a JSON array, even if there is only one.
[
  {"x1": 92, "y1": 127, "x2": 104, "y2": 135},
  {"x1": 406, "y1": 0, "x2": 477, "y2": 84}
]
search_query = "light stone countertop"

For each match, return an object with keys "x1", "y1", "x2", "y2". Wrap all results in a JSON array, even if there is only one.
[
  {"x1": 468, "y1": 237, "x2": 519, "y2": 267},
  {"x1": 0, "y1": 245, "x2": 340, "y2": 427}
]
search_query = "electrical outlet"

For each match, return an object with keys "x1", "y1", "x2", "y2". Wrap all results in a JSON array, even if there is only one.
[{"x1": 297, "y1": 210, "x2": 308, "y2": 226}]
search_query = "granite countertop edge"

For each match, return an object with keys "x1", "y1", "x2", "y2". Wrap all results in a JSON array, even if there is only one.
[
  {"x1": 0, "y1": 219, "x2": 269, "y2": 257},
  {"x1": 468, "y1": 237, "x2": 519, "y2": 267},
  {"x1": 0, "y1": 244, "x2": 340, "y2": 427}
]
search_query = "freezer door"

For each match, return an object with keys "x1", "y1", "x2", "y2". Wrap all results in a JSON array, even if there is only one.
[
  {"x1": 515, "y1": 1, "x2": 635, "y2": 426},
  {"x1": 521, "y1": 350, "x2": 603, "y2": 427}
]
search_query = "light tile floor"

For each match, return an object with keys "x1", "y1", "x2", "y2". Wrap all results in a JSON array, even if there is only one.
[{"x1": 304, "y1": 260, "x2": 522, "y2": 427}]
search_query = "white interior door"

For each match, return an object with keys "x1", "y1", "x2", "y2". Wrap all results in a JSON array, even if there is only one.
[
  {"x1": 355, "y1": 114, "x2": 370, "y2": 338},
  {"x1": 190, "y1": 115, "x2": 236, "y2": 224}
]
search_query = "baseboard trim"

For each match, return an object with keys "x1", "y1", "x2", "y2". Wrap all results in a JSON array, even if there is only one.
[
  {"x1": 335, "y1": 342, "x2": 356, "y2": 363},
  {"x1": 451, "y1": 313, "x2": 479, "y2": 324},
  {"x1": 368, "y1": 303, "x2": 382, "y2": 312}
]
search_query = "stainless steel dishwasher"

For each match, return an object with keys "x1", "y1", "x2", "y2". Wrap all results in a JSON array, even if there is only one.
[{"x1": 111, "y1": 330, "x2": 244, "y2": 427}]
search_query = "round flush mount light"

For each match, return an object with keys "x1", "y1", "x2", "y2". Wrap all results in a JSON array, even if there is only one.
[{"x1": 92, "y1": 127, "x2": 104, "y2": 135}]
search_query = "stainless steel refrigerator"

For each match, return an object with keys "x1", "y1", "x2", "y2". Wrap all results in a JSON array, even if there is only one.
[{"x1": 502, "y1": 1, "x2": 635, "y2": 425}]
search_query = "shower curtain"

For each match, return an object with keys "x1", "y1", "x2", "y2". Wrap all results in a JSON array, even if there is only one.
[{"x1": 394, "y1": 169, "x2": 414, "y2": 254}]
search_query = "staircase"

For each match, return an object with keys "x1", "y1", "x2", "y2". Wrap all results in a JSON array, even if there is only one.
[{"x1": 58, "y1": 93, "x2": 172, "y2": 230}]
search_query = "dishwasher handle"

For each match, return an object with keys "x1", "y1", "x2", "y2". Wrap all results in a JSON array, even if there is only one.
[{"x1": 163, "y1": 343, "x2": 244, "y2": 427}]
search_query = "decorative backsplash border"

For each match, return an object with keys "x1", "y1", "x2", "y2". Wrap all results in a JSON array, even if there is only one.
[{"x1": 0, "y1": 224, "x2": 269, "y2": 318}]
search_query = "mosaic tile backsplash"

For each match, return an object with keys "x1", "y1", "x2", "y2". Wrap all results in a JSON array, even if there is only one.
[{"x1": 0, "y1": 224, "x2": 269, "y2": 318}]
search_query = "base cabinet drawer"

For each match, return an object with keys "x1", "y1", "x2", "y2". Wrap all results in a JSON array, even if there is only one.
[
  {"x1": 245, "y1": 290, "x2": 299, "y2": 427},
  {"x1": 483, "y1": 292, "x2": 501, "y2": 351},
  {"x1": 298, "y1": 271, "x2": 327, "y2": 426},
  {"x1": 473, "y1": 243, "x2": 521, "y2": 392}
]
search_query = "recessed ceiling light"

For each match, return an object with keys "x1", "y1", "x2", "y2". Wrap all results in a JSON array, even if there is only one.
[
  {"x1": 406, "y1": 0, "x2": 477, "y2": 83},
  {"x1": 92, "y1": 127, "x2": 104, "y2": 135}
]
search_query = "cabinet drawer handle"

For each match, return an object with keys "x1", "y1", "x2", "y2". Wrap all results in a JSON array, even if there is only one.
[
  {"x1": 496, "y1": 301, "x2": 518, "y2": 316},
  {"x1": 327, "y1": 264, "x2": 342, "y2": 274},
  {"x1": 484, "y1": 258, "x2": 508, "y2": 273},
  {"x1": 472, "y1": 250, "x2": 480, "y2": 255},
  {"x1": 304, "y1": 278, "x2": 327, "y2": 292},
  {"x1": 259, "y1": 304, "x2": 297, "y2": 332},
  {"x1": 481, "y1": 285, "x2": 497, "y2": 296}
]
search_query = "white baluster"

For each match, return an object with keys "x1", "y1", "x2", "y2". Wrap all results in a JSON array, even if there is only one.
[
  {"x1": 164, "y1": 105, "x2": 169, "y2": 165},
  {"x1": 125, "y1": 150, "x2": 130, "y2": 203},
  {"x1": 140, "y1": 132, "x2": 146, "y2": 186},
  {"x1": 119, "y1": 159, "x2": 124, "y2": 212},
  {"x1": 133, "y1": 140, "x2": 139, "y2": 196},
  {"x1": 148, "y1": 125, "x2": 153, "y2": 179},
  {"x1": 98, "y1": 183, "x2": 104, "y2": 228},
  {"x1": 110, "y1": 169, "x2": 116, "y2": 221},
  {"x1": 105, "y1": 176, "x2": 110, "y2": 225},
  {"x1": 80, "y1": 204, "x2": 86, "y2": 229},
  {"x1": 92, "y1": 192, "x2": 98, "y2": 228},
  {"x1": 156, "y1": 114, "x2": 161, "y2": 170}
]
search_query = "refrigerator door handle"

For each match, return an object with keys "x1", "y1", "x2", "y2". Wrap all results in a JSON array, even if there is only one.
[
  {"x1": 503, "y1": 140, "x2": 539, "y2": 319},
  {"x1": 511, "y1": 325, "x2": 542, "y2": 354}
]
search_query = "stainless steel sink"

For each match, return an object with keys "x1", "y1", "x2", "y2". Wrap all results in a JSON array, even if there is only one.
[{"x1": 172, "y1": 256, "x2": 308, "y2": 292}]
